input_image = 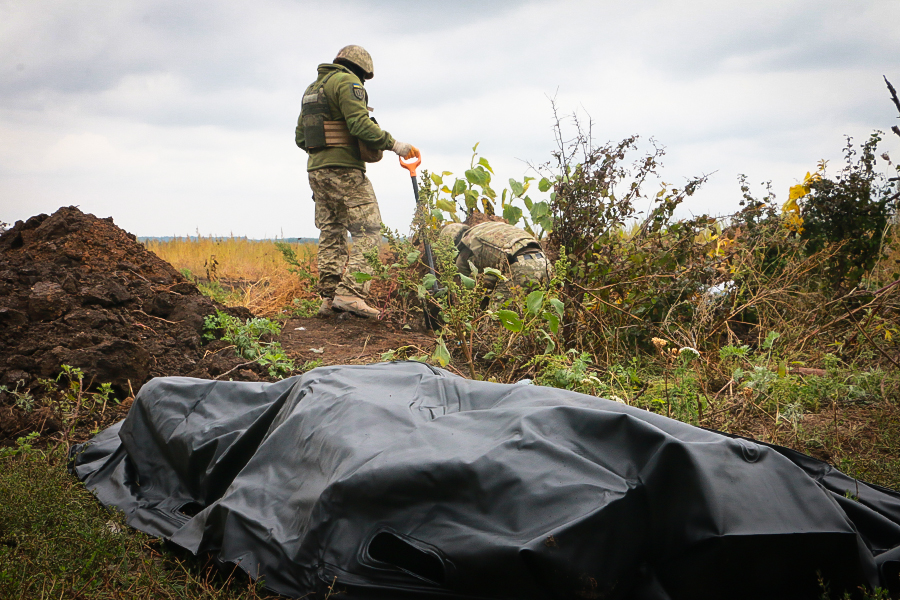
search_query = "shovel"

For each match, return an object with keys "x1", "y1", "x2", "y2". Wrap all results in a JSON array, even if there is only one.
[{"x1": 399, "y1": 152, "x2": 441, "y2": 329}]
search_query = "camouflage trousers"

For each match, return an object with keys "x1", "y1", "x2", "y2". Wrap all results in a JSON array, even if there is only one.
[
  {"x1": 457, "y1": 248, "x2": 549, "y2": 297},
  {"x1": 308, "y1": 167, "x2": 382, "y2": 300}
]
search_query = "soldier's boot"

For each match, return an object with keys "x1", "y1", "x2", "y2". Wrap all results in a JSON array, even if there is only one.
[
  {"x1": 317, "y1": 298, "x2": 335, "y2": 318},
  {"x1": 333, "y1": 295, "x2": 380, "y2": 319}
]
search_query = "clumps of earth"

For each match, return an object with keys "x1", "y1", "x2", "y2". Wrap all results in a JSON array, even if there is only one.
[{"x1": 0, "y1": 207, "x2": 267, "y2": 444}]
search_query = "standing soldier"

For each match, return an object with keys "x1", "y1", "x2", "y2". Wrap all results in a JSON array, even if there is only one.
[
  {"x1": 296, "y1": 45, "x2": 419, "y2": 318},
  {"x1": 440, "y1": 221, "x2": 550, "y2": 293}
]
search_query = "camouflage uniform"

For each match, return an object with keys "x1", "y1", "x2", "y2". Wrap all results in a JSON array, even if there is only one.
[
  {"x1": 454, "y1": 221, "x2": 549, "y2": 292},
  {"x1": 296, "y1": 61, "x2": 396, "y2": 301},
  {"x1": 308, "y1": 168, "x2": 381, "y2": 299}
]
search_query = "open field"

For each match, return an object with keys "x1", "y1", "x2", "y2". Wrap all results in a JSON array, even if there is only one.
[
  {"x1": 145, "y1": 236, "x2": 319, "y2": 317},
  {"x1": 3, "y1": 114, "x2": 900, "y2": 596}
]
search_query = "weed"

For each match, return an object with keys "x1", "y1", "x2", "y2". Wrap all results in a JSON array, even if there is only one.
[
  {"x1": 0, "y1": 432, "x2": 41, "y2": 458},
  {"x1": 275, "y1": 240, "x2": 317, "y2": 284},
  {"x1": 300, "y1": 359, "x2": 323, "y2": 371},
  {"x1": 0, "y1": 380, "x2": 35, "y2": 412},
  {"x1": 534, "y1": 350, "x2": 606, "y2": 396},
  {"x1": 203, "y1": 310, "x2": 294, "y2": 378},
  {"x1": 287, "y1": 297, "x2": 322, "y2": 318}
]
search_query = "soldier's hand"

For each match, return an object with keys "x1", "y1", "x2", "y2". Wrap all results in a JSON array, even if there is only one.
[{"x1": 392, "y1": 141, "x2": 420, "y2": 160}]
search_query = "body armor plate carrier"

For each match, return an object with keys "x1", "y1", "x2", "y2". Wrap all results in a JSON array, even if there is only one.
[{"x1": 300, "y1": 72, "x2": 382, "y2": 161}]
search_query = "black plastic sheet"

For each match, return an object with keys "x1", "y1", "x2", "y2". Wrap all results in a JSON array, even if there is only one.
[{"x1": 70, "y1": 362, "x2": 900, "y2": 598}]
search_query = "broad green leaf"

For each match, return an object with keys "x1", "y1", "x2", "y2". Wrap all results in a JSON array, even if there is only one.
[
  {"x1": 465, "y1": 167, "x2": 490, "y2": 187},
  {"x1": 530, "y1": 201, "x2": 550, "y2": 218},
  {"x1": 537, "y1": 329, "x2": 555, "y2": 353},
  {"x1": 416, "y1": 284, "x2": 427, "y2": 299},
  {"x1": 431, "y1": 208, "x2": 445, "y2": 222},
  {"x1": 478, "y1": 156, "x2": 494, "y2": 174},
  {"x1": 467, "y1": 260, "x2": 479, "y2": 277},
  {"x1": 550, "y1": 298, "x2": 564, "y2": 317},
  {"x1": 503, "y1": 204, "x2": 523, "y2": 226},
  {"x1": 538, "y1": 177, "x2": 553, "y2": 192},
  {"x1": 544, "y1": 311, "x2": 560, "y2": 334},
  {"x1": 451, "y1": 179, "x2": 467, "y2": 197},
  {"x1": 464, "y1": 189, "x2": 479, "y2": 209},
  {"x1": 406, "y1": 250, "x2": 421, "y2": 266},
  {"x1": 526, "y1": 290, "x2": 545, "y2": 315},
  {"x1": 459, "y1": 274, "x2": 476, "y2": 289},
  {"x1": 441, "y1": 186, "x2": 451, "y2": 194},
  {"x1": 496, "y1": 309, "x2": 523, "y2": 332},
  {"x1": 509, "y1": 178, "x2": 525, "y2": 197},
  {"x1": 523, "y1": 195, "x2": 533, "y2": 210},
  {"x1": 432, "y1": 338, "x2": 451, "y2": 367},
  {"x1": 483, "y1": 267, "x2": 505, "y2": 280},
  {"x1": 422, "y1": 273, "x2": 437, "y2": 289},
  {"x1": 353, "y1": 272, "x2": 373, "y2": 283},
  {"x1": 430, "y1": 173, "x2": 443, "y2": 186},
  {"x1": 435, "y1": 199, "x2": 457, "y2": 213},
  {"x1": 441, "y1": 171, "x2": 453, "y2": 177}
]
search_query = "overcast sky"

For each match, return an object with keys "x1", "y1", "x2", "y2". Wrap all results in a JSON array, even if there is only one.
[{"x1": 1, "y1": 0, "x2": 899, "y2": 239}]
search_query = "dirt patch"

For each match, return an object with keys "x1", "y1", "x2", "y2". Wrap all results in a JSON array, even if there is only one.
[
  {"x1": 0, "y1": 207, "x2": 435, "y2": 445},
  {"x1": 0, "y1": 207, "x2": 265, "y2": 443},
  {"x1": 281, "y1": 314, "x2": 434, "y2": 366}
]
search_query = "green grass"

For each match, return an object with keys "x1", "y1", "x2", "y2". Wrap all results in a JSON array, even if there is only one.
[
  {"x1": 2, "y1": 356, "x2": 898, "y2": 598},
  {"x1": 0, "y1": 449, "x2": 277, "y2": 599}
]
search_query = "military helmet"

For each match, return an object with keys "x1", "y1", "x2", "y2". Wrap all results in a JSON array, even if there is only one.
[
  {"x1": 440, "y1": 223, "x2": 470, "y2": 246},
  {"x1": 334, "y1": 45, "x2": 374, "y2": 80}
]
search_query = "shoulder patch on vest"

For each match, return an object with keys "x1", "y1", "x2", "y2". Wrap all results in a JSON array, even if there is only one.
[{"x1": 351, "y1": 84, "x2": 365, "y2": 100}]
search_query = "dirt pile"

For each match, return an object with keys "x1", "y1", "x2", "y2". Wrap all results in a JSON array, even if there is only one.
[{"x1": 0, "y1": 207, "x2": 270, "y2": 443}]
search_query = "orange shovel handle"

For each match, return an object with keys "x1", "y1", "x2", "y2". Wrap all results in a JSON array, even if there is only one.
[{"x1": 399, "y1": 152, "x2": 422, "y2": 177}]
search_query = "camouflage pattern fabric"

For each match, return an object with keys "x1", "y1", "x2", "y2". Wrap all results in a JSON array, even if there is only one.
[
  {"x1": 509, "y1": 251, "x2": 550, "y2": 289},
  {"x1": 455, "y1": 221, "x2": 548, "y2": 291},
  {"x1": 309, "y1": 167, "x2": 382, "y2": 300},
  {"x1": 334, "y1": 45, "x2": 374, "y2": 78}
]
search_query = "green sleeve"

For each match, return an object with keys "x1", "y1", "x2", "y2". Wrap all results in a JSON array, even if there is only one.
[{"x1": 330, "y1": 74, "x2": 396, "y2": 151}]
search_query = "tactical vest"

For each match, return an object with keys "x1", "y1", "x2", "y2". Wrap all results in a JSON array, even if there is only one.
[
  {"x1": 459, "y1": 221, "x2": 541, "y2": 272},
  {"x1": 300, "y1": 72, "x2": 355, "y2": 149},
  {"x1": 300, "y1": 72, "x2": 383, "y2": 162}
]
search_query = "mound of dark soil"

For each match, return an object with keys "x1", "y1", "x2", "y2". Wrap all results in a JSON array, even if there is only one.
[{"x1": 0, "y1": 207, "x2": 272, "y2": 444}]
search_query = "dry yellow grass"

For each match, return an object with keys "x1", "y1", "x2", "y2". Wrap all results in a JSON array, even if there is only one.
[
  {"x1": 144, "y1": 237, "x2": 319, "y2": 316},
  {"x1": 144, "y1": 237, "x2": 315, "y2": 281}
]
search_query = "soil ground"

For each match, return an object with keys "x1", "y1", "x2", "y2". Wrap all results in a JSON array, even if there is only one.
[
  {"x1": 0, "y1": 207, "x2": 431, "y2": 447},
  {"x1": 281, "y1": 314, "x2": 433, "y2": 366}
]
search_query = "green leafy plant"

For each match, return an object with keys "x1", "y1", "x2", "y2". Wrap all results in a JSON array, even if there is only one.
[
  {"x1": 0, "y1": 432, "x2": 40, "y2": 458},
  {"x1": 0, "y1": 380, "x2": 35, "y2": 413},
  {"x1": 203, "y1": 310, "x2": 294, "y2": 378},
  {"x1": 421, "y1": 144, "x2": 554, "y2": 239},
  {"x1": 287, "y1": 297, "x2": 322, "y2": 318},
  {"x1": 799, "y1": 133, "x2": 900, "y2": 288},
  {"x1": 534, "y1": 350, "x2": 605, "y2": 395},
  {"x1": 275, "y1": 241, "x2": 318, "y2": 284}
]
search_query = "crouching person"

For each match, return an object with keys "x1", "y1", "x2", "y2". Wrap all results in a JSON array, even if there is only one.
[{"x1": 440, "y1": 221, "x2": 550, "y2": 295}]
